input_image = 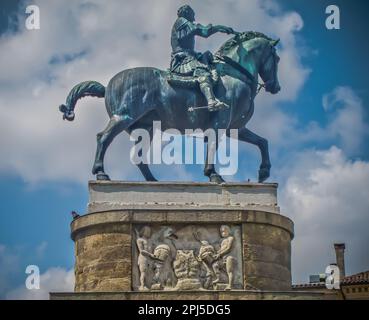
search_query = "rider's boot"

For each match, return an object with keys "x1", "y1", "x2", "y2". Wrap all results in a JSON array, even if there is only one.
[{"x1": 199, "y1": 77, "x2": 229, "y2": 112}]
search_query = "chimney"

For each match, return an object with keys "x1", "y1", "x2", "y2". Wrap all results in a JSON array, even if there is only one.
[{"x1": 334, "y1": 243, "x2": 346, "y2": 279}]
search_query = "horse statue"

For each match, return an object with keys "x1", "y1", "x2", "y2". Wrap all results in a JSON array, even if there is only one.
[{"x1": 59, "y1": 31, "x2": 281, "y2": 183}]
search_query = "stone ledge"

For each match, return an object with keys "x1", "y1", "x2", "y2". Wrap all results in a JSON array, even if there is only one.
[
  {"x1": 71, "y1": 209, "x2": 294, "y2": 241},
  {"x1": 88, "y1": 181, "x2": 279, "y2": 213},
  {"x1": 50, "y1": 290, "x2": 338, "y2": 300},
  {"x1": 89, "y1": 181, "x2": 279, "y2": 188}
]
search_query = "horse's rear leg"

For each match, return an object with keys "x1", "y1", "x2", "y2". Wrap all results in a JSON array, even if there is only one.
[
  {"x1": 92, "y1": 115, "x2": 129, "y2": 180},
  {"x1": 135, "y1": 127, "x2": 157, "y2": 181},
  {"x1": 237, "y1": 127, "x2": 271, "y2": 183}
]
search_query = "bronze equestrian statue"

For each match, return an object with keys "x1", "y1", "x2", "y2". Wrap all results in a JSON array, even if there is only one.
[{"x1": 59, "y1": 5, "x2": 281, "y2": 183}]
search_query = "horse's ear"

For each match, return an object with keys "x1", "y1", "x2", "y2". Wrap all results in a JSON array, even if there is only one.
[{"x1": 271, "y1": 39, "x2": 280, "y2": 47}]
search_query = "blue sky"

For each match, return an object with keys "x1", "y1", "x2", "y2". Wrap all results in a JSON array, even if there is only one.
[
  {"x1": 281, "y1": 0, "x2": 369, "y2": 139},
  {"x1": 0, "y1": 0, "x2": 369, "y2": 299}
]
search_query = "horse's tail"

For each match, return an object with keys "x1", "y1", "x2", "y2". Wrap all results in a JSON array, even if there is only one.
[{"x1": 58, "y1": 81, "x2": 105, "y2": 121}]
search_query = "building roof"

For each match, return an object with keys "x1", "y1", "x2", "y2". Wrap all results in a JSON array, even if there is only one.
[
  {"x1": 292, "y1": 282, "x2": 326, "y2": 289},
  {"x1": 292, "y1": 270, "x2": 369, "y2": 289},
  {"x1": 342, "y1": 270, "x2": 369, "y2": 285}
]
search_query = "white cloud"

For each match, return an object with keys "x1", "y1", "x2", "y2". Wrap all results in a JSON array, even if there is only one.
[
  {"x1": 255, "y1": 86, "x2": 369, "y2": 155},
  {"x1": 279, "y1": 146, "x2": 369, "y2": 283},
  {"x1": 322, "y1": 87, "x2": 369, "y2": 155},
  {"x1": 6, "y1": 267, "x2": 74, "y2": 300},
  {"x1": 0, "y1": 244, "x2": 21, "y2": 297},
  {"x1": 0, "y1": 242, "x2": 65, "y2": 299},
  {"x1": 0, "y1": 0, "x2": 309, "y2": 184},
  {"x1": 35, "y1": 241, "x2": 48, "y2": 258}
]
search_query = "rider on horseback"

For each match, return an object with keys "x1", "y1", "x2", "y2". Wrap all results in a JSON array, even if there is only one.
[{"x1": 170, "y1": 5, "x2": 235, "y2": 112}]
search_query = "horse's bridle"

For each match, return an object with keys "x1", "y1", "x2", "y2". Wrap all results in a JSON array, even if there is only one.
[
  {"x1": 259, "y1": 44, "x2": 279, "y2": 94},
  {"x1": 214, "y1": 42, "x2": 277, "y2": 97}
]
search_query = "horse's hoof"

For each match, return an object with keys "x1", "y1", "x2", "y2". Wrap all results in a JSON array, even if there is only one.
[
  {"x1": 258, "y1": 168, "x2": 270, "y2": 183},
  {"x1": 96, "y1": 173, "x2": 110, "y2": 181},
  {"x1": 92, "y1": 162, "x2": 103, "y2": 175},
  {"x1": 209, "y1": 173, "x2": 225, "y2": 184}
]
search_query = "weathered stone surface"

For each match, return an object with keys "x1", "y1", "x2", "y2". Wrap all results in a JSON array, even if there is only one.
[
  {"x1": 74, "y1": 229, "x2": 132, "y2": 292},
  {"x1": 245, "y1": 276, "x2": 291, "y2": 291},
  {"x1": 88, "y1": 181, "x2": 280, "y2": 213},
  {"x1": 242, "y1": 222, "x2": 292, "y2": 290},
  {"x1": 241, "y1": 210, "x2": 293, "y2": 236},
  {"x1": 165, "y1": 210, "x2": 242, "y2": 223},
  {"x1": 242, "y1": 224, "x2": 292, "y2": 258},
  {"x1": 71, "y1": 209, "x2": 292, "y2": 230},
  {"x1": 71, "y1": 181, "x2": 294, "y2": 295},
  {"x1": 72, "y1": 212, "x2": 131, "y2": 232},
  {"x1": 76, "y1": 233, "x2": 130, "y2": 253},
  {"x1": 132, "y1": 224, "x2": 243, "y2": 291},
  {"x1": 244, "y1": 261, "x2": 291, "y2": 282},
  {"x1": 50, "y1": 290, "x2": 338, "y2": 300},
  {"x1": 76, "y1": 278, "x2": 131, "y2": 292}
]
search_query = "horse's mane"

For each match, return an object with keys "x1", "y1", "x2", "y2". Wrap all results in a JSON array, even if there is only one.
[{"x1": 216, "y1": 31, "x2": 273, "y2": 56}]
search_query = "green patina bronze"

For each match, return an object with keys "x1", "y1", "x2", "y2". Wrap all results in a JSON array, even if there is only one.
[{"x1": 59, "y1": 5, "x2": 281, "y2": 183}]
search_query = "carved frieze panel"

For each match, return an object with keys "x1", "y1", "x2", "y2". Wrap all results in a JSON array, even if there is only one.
[{"x1": 132, "y1": 224, "x2": 243, "y2": 291}]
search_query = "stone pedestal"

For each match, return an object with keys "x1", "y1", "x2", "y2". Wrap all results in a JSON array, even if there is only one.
[{"x1": 70, "y1": 181, "x2": 294, "y2": 294}]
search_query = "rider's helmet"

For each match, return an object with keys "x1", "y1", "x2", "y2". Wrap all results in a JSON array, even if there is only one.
[{"x1": 177, "y1": 5, "x2": 195, "y2": 22}]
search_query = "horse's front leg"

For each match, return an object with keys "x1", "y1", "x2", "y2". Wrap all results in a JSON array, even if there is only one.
[
  {"x1": 204, "y1": 135, "x2": 225, "y2": 183},
  {"x1": 237, "y1": 127, "x2": 271, "y2": 183}
]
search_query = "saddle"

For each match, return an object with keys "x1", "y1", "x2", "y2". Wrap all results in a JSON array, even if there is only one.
[{"x1": 167, "y1": 68, "x2": 219, "y2": 89}]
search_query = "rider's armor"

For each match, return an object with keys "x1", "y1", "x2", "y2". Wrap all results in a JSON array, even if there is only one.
[{"x1": 169, "y1": 9, "x2": 229, "y2": 111}]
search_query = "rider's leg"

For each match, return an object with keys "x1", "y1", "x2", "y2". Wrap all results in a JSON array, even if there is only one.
[
  {"x1": 194, "y1": 69, "x2": 229, "y2": 111},
  {"x1": 199, "y1": 51, "x2": 213, "y2": 65},
  {"x1": 198, "y1": 75, "x2": 218, "y2": 106}
]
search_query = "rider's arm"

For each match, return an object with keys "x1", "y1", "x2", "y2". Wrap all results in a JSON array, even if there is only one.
[
  {"x1": 177, "y1": 18, "x2": 234, "y2": 39},
  {"x1": 192, "y1": 23, "x2": 234, "y2": 38}
]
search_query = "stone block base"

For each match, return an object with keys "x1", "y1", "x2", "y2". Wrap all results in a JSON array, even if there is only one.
[
  {"x1": 71, "y1": 181, "x2": 294, "y2": 294},
  {"x1": 50, "y1": 290, "x2": 338, "y2": 300}
]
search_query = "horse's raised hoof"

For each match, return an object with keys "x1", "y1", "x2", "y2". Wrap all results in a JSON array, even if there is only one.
[
  {"x1": 96, "y1": 173, "x2": 111, "y2": 181},
  {"x1": 209, "y1": 173, "x2": 225, "y2": 184},
  {"x1": 258, "y1": 167, "x2": 270, "y2": 183}
]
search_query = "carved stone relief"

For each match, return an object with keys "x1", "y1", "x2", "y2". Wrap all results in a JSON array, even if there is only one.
[{"x1": 132, "y1": 224, "x2": 243, "y2": 291}]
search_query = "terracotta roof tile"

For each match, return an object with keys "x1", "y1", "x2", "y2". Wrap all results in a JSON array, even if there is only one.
[
  {"x1": 342, "y1": 270, "x2": 369, "y2": 285},
  {"x1": 292, "y1": 282, "x2": 325, "y2": 289}
]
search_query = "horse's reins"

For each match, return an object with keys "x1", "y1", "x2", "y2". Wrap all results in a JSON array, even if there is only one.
[
  {"x1": 188, "y1": 53, "x2": 267, "y2": 113},
  {"x1": 188, "y1": 55, "x2": 266, "y2": 112},
  {"x1": 214, "y1": 53, "x2": 265, "y2": 96},
  {"x1": 216, "y1": 30, "x2": 269, "y2": 96}
]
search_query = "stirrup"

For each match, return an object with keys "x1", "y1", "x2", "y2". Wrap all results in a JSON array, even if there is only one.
[
  {"x1": 188, "y1": 100, "x2": 230, "y2": 112},
  {"x1": 208, "y1": 100, "x2": 230, "y2": 112}
]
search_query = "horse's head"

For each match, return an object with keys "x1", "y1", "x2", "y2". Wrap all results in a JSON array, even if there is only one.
[
  {"x1": 259, "y1": 39, "x2": 281, "y2": 94},
  {"x1": 217, "y1": 32, "x2": 281, "y2": 95}
]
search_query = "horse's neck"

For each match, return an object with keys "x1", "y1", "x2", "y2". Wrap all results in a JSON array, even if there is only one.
[{"x1": 225, "y1": 45, "x2": 259, "y2": 79}]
